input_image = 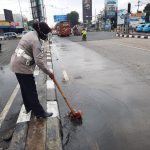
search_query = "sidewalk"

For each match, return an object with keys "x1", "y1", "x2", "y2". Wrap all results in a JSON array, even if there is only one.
[{"x1": 8, "y1": 41, "x2": 63, "y2": 150}]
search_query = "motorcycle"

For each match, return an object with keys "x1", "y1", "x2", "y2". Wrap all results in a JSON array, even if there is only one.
[{"x1": 82, "y1": 34, "x2": 87, "y2": 41}]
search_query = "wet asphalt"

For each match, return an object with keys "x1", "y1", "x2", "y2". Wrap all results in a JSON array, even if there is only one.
[
  {"x1": 0, "y1": 39, "x2": 23, "y2": 149},
  {"x1": 1, "y1": 33, "x2": 150, "y2": 150},
  {"x1": 0, "y1": 39, "x2": 18, "y2": 112},
  {"x1": 51, "y1": 33, "x2": 150, "y2": 150}
]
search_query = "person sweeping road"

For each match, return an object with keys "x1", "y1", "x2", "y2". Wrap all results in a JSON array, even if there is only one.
[{"x1": 10, "y1": 21, "x2": 54, "y2": 118}]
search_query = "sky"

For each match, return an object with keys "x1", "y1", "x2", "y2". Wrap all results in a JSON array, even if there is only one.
[{"x1": 0, "y1": 0, "x2": 149, "y2": 27}]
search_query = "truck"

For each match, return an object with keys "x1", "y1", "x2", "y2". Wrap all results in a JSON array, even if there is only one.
[{"x1": 56, "y1": 21, "x2": 71, "y2": 36}]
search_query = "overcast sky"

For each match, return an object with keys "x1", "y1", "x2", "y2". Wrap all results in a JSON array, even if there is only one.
[{"x1": 0, "y1": 0, "x2": 149, "y2": 27}]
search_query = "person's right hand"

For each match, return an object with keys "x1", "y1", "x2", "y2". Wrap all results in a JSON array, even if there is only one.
[{"x1": 49, "y1": 72, "x2": 54, "y2": 79}]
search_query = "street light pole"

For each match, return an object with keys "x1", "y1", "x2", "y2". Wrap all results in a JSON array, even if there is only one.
[{"x1": 18, "y1": 0, "x2": 24, "y2": 28}]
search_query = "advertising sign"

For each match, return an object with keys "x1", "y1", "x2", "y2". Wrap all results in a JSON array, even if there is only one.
[
  {"x1": 54, "y1": 15, "x2": 67, "y2": 22},
  {"x1": 82, "y1": 0, "x2": 92, "y2": 23},
  {"x1": 4, "y1": 9, "x2": 14, "y2": 22},
  {"x1": 105, "y1": 0, "x2": 118, "y2": 19},
  {"x1": 0, "y1": 21, "x2": 10, "y2": 26},
  {"x1": 10, "y1": 22, "x2": 20, "y2": 26},
  {"x1": 0, "y1": 21, "x2": 16, "y2": 28},
  {"x1": 129, "y1": 16, "x2": 145, "y2": 28},
  {"x1": 105, "y1": 0, "x2": 117, "y2": 6},
  {"x1": 117, "y1": 9, "x2": 127, "y2": 25}
]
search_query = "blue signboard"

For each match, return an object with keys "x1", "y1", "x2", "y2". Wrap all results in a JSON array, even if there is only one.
[{"x1": 53, "y1": 15, "x2": 67, "y2": 22}]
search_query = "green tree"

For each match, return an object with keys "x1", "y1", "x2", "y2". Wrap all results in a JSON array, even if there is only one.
[
  {"x1": 144, "y1": 3, "x2": 150, "y2": 23},
  {"x1": 27, "y1": 20, "x2": 34, "y2": 27},
  {"x1": 67, "y1": 11, "x2": 79, "y2": 27}
]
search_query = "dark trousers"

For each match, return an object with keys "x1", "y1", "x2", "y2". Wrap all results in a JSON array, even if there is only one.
[{"x1": 15, "y1": 73, "x2": 44, "y2": 115}]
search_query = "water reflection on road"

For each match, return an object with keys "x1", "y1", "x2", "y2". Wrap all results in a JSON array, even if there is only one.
[
  {"x1": 0, "y1": 65, "x2": 17, "y2": 112},
  {"x1": 52, "y1": 36, "x2": 150, "y2": 150}
]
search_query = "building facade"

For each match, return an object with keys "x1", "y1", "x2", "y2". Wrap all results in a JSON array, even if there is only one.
[{"x1": 82, "y1": 0, "x2": 92, "y2": 26}]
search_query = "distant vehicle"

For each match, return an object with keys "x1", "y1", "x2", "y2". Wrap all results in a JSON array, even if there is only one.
[
  {"x1": 22, "y1": 30, "x2": 28, "y2": 35},
  {"x1": 0, "y1": 35, "x2": 4, "y2": 40},
  {"x1": 136, "y1": 24, "x2": 145, "y2": 32},
  {"x1": 72, "y1": 25, "x2": 82, "y2": 36},
  {"x1": 52, "y1": 30, "x2": 57, "y2": 35},
  {"x1": 143, "y1": 23, "x2": 150, "y2": 32},
  {"x1": 56, "y1": 21, "x2": 71, "y2": 36},
  {"x1": 18, "y1": 30, "x2": 29, "y2": 39},
  {"x1": 4, "y1": 32, "x2": 17, "y2": 40}
]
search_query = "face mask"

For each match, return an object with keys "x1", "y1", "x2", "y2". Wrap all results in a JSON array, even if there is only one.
[
  {"x1": 40, "y1": 32, "x2": 48, "y2": 41},
  {"x1": 37, "y1": 22, "x2": 49, "y2": 41}
]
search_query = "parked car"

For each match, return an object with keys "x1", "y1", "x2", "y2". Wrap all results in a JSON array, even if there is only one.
[
  {"x1": 143, "y1": 23, "x2": 150, "y2": 32},
  {"x1": 18, "y1": 30, "x2": 29, "y2": 39},
  {"x1": 4, "y1": 32, "x2": 17, "y2": 40},
  {"x1": 0, "y1": 35, "x2": 4, "y2": 40},
  {"x1": 136, "y1": 24, "x2": 145, "y2": 32},
  {"x1": 22, "y1": 30, "x2": 28, "y2": 35},
  {"x1": 52, "y1": 30, "x2": 57, "y2": 35}
]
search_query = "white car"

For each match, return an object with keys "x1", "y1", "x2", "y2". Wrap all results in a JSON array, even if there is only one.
[
  {"x1": 22, "y1": 31, "x2": 28, "y2": 35},
  {"x1": 0, "y1": 35, "x2": 4, "y2": 40},
  {"x1": 18, "y1": 31, "x2": 29, "y2": 39},
  {"x1": 4, "y1": 32, "x2": 17, "y2": 40}
]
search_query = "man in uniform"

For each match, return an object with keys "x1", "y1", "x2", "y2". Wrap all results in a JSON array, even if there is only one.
[{"x1": 10, "y1": 22, "x2": 54, "y2": 118}]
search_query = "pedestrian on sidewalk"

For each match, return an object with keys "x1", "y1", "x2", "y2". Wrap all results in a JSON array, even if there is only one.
[{"x1": 10, "y1": 21, "x2": 54, "y2": 118}]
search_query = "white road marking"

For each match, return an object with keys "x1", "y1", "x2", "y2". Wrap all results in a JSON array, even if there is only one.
[
  {"x1": 47, "y1": 53, "x2": 51, "y2": 56},
  {"x1": 47, "y1": 57, "x2": 51, "y2": 60},
  {"x1": 117, "y1": 43, "x2": 150, "y2": 52},
  {"x1": 135, "y1": 35, "x2": 138, "y2": 38},
  {"x1": 50, "y1": 69, "x2": 53, "y2": 73},
  {"x1": 129, "y1": 35, "x2": 132, "y2": 38},
  {"x1": 0, "y1": 84, "x2": 20, "y2": 128},
  {"x1": 148, "y1": 36, "x2": 150, "y2": 39},
  {"x1": 47, "y1": 80, "x2": 55, "y2": 89},
  {"x1": 47, "y1": 101, "x2": 59, "y2": 117},
  {"x1": 47, "y1": 62, "x2": 52, "y2": 66},
  {"x1": 34, "y1": 69, "x2": 39, "y2": 76},
  {"x1": 62, "y1": 70, "x2": 69, "y2": 81},
  {"x1": 141, "y1": 36, "x2": 145, "y2": 39},
  {"x1": 34, "y1": 66, "x2": 39, "y2": 76},
  {"x1": 17, "y1": 105, "x2": 31, "y2": 123}
]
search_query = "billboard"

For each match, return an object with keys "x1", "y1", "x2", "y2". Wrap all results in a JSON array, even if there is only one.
[
  {"x1": 105, "y1": 0, "x2": 118, "y2": 27},
  {"x1": 105, "y1": 0, "x2": 117, "y2": 6},
  {"x1": 82, "y1": 0, "x2": 92, "y2": 23},
  {"x1": 54, "y1": 15, "x2": 67, "y2": 22},
  {"x1": 4, "y1": 9, "x2": 14, "y2": 22},
  {"x1": 117, "y1": 9, "x2": 127, "y2": 25}
]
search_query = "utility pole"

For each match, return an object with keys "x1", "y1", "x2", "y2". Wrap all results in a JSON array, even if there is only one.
[
  {"x1": 125, "y1": 3, "x2": 131, "y2": 34},
  {"x1": 18, "y1": 0, "x2": 24, "y2": 28},
  {"x1": 136, "y1": 0, "x2": 142, "y2": 12}
]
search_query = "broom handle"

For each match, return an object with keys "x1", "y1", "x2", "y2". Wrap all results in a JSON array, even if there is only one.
[{"x1": 53, "y1": 78, "x2": 75, "y2": 114}]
